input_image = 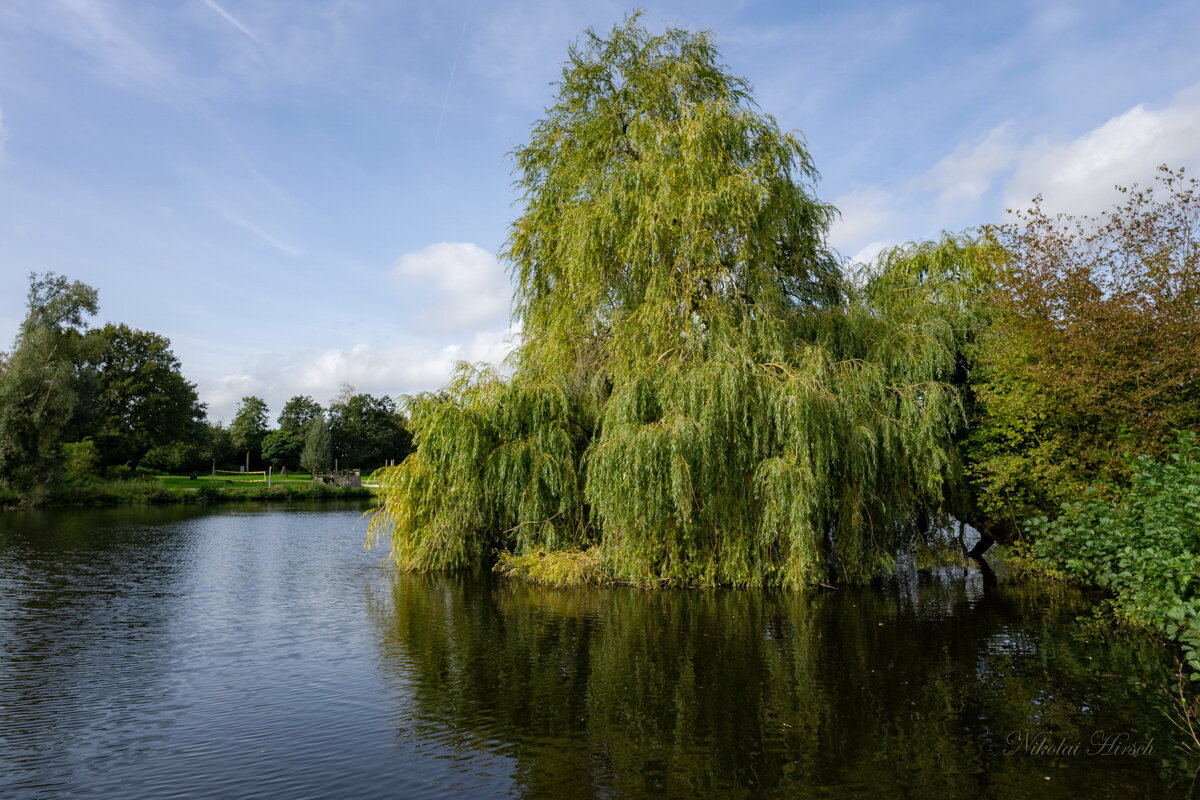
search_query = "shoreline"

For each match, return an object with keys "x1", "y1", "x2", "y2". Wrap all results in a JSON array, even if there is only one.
[{"x1": 1, "y1": 480, "x2": 376, "y2": 511}]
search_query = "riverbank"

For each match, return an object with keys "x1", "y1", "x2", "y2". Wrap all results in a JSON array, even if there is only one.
[{"x1": 0, "y1": 477, "x2": 376, "y2": 510}]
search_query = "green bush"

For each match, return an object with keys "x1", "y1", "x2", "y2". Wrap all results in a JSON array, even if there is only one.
[
  {"x1": 0, "y1": 485, "x2": 22, "y2": 507},
  {"x1": 106, "y1": 464, "x2": 133, "y2": 480},
  {"x1": 143, "y1": 441, "x2": 207, "y2": 473},
  {"x1": 968, "y1": 169, "x2": 1200, "y2": 529},
  {"x1": 132, "y1": 465, "x2": 158, "y2": 481},
  {"x1": 62, "y1": 439, "x2": 102, "y2": 478},
  {"x1": 1028, "y1": 431, "x2": 1200, "y2": 677},
  {"x1": 196, "y1": 484, "x2": 222, "y2": 503}
]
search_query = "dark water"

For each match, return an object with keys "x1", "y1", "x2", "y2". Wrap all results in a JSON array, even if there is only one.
[{"x1": 0, "y1": 506, "x2": 1194, "y2": 798}]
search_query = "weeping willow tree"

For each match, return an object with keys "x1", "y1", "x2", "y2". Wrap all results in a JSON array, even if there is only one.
[{"x1": 370, "y1": 17, "x2": 991, "y2": 586}]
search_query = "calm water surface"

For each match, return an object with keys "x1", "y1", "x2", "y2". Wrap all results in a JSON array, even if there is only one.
[{"x1": 0, "y1": 505, "x2": 1193, "y2": 798}]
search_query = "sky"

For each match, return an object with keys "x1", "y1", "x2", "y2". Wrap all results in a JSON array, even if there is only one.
[{"x1": 1, "y1": 0, "x2": 1198, "y2": 423}]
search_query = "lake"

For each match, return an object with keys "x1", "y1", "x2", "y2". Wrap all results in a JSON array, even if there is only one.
[{"x1": 0, "y1": 505, "x2": 1192, "y2": 798}]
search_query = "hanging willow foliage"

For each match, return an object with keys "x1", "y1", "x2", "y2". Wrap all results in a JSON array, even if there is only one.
[{"x1": 369, "y1": 17, "x2": 993, "y2": 586}]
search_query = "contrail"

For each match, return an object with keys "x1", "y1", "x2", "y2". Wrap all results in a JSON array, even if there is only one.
[
  {"x1": 435, "y1": 1, "x2": 471, "y2": 143},
  {"x1": 202, "y1": 0, "x2": 258, "y2": 43}
]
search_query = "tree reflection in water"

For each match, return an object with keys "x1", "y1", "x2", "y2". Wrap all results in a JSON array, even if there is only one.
[{"x1": 367, "y1": 569, "x2": 1188, "y2": 799}]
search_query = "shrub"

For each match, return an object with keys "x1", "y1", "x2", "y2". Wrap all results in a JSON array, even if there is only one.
[
  {"x1": 970, "y1": 167, "x2": 1200, "y2": 527},
  {"x1": 196, "y1": 484, "x2": 221, "y2": 503},
  {"x1": 106, "y1": 464, "x2": 133, "y2": 480},
  {"x1": 62, "y1": 439, "x2": 101, "y2": 478},
  {"x1": 132, "y1": 465, "x2": 158, "y2": 482},
  {"x1": 143, "y1": 441, "x2": 207, "y2": 473},
  {"x1": 1029, "y1": 431, "x2": 1200, "y2": 677}
]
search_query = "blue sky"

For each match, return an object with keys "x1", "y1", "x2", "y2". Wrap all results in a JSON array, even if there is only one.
[{"x1": 1, "y1": 0, "x2": 1198, "y2": 422}]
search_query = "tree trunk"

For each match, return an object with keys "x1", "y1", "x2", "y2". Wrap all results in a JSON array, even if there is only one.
[
  {"x1": 967, "y1": 533, "x2": 997, "y2": 586},
  {"x1": 967, "y1": 533, "x2": 994, "y2": 559}
]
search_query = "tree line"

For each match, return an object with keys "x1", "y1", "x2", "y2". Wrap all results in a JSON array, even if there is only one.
[
  {"x1": 0, "y1": 276, "x2": 412, "y2": 491},
  {"x1": 219, "y1": 388, "x2": 412, "y2": 475}
]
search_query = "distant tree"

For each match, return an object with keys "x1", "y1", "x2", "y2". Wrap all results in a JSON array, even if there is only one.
[
  {"x1": 262, "y1": 430, "x2": 303, "y2": 470},
  {"x1": 300, "y1": 414, "x2": 332, "y2": 475},
  {"x1": 230, "y1": 396, "x2": 269, "y2": 471},
  {"x1": 278, "y1": 395, "x2": 323, "y2": 434},
  {"x1": 328, "y1": 392, "x2": 413, "y2": 471},
  {"x1": 74, "y1": 323, "x2": 206, "y2": 469},
  {"x1": 0, "y1": 273, "x2": 99, "y2": 489},
  {"x1": 204, "y1": 422, "x2": 237, "y2": 471}
]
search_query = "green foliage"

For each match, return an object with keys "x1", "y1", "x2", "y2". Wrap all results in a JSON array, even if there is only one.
[
  {"x1": 62, "y1": 439, "x2": 101, "y2": 478},
  {"x1": 0, "y1": 273, "x2": 209, "y2": 492},
  {"x1": 142, "y1": 440, "x2": 208, "y2": 473},
  {"x1": 105, "y1": 464, "x2": 157, "y2": 481},
  {"x1": 328, "y1": 392, "x2": 412, "y2": 470},
  {"x1": 73, "y1": 323, "x2": 206, "y2": 468},
  {"x1": 371, "y1": 19, "x2": 980, "y2": 587},
  {"x1": 230, "y1": 396, "x2": 269, "y2": 468},
  {"x1": 370, "y1": 367, "x2": 591, "y2": 574},
  {"x1": 0, "y1": 273, "x2": 99, "y2": 489},
  {"x1": 262, "y1": 430, "x2": 303, "y2": 470},
  {"x1": 278, "y1": 395, "x2": 322, "y2": 434},
  {"x1": 493, "y1": 548, "x2": 604, "y2": 587},
  {"x1": 203, "y1": 422, "x2": 237, "y2": 470},
  {"x1": 196, "y1": 483, "x2": 222, "y2": 502},
  {"x1": 23, "y1": 473, "x2": 372, "y2": 508},
  {"x1": 1028, "y1": 432, "x2": 1200, "y2": 678},
  {"x1": 19, "y1": 271, "x2": 100, "y2": 331},
  {"x1": 300, "y1": 414, "x2": 332, "y2": 475},
  {"x1": 968, "y1": 167, "x2": 1200, "y2": 528},
  {"x1": 860, "y1": 234, "x2": 1003, "y2": 529}
]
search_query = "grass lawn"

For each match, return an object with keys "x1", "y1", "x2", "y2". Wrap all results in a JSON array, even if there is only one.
[
  {"x1": 157, "y1": 472, "x2": 320, "y2": 490},
  {"x1": 1, "y1": 471, "x2": 379, "y2": 510}
]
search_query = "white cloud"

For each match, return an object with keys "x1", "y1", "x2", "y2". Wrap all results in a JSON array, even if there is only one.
[
  {"x1": 825, "y1": 84, "x2": 1200, "y2": 256},
  {"x1": 394, "y1": 242, "x2": 512, "y2": 333},
  {"x1": 829, "y1": 125, "x2": 1019, "y2": 258},
  {"x1": 848, "y1": 241, "x2": 892, "y2": 267},
  {"x1": 1005, "y1": 85, "x2": 1200, "y2": 215},
  {"x1": 928, "y1": 123, "x2": 1017, "y2": 210},
  {"x1": 827, "y1": 187, "x2": 897, "y2": 256},
  {"x1": 198, "y1": 323, "x2": 522, "y2": 421}
]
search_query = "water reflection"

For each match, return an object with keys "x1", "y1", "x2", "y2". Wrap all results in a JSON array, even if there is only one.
[
  {"x1": 369, "y1": 569, "x2": 1188, "y2": 799},
  {"x1": 0, "y1": 506, "x2": 1192, "y2": 799}
]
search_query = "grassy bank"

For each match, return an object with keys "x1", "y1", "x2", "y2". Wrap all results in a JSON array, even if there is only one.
[{"x1": 1, "y1": 472, "x2": 375, "y2": 510}]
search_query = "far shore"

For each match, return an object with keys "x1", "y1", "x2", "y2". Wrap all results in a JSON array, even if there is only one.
[{"x1": 1, "y1": 472, "x2": 378, "y2": 511}]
